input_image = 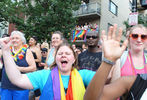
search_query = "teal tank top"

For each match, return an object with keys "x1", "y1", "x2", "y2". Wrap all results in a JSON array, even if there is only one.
[{"x1": 47, "y1": 48, "x2": 55, "y2": 67}]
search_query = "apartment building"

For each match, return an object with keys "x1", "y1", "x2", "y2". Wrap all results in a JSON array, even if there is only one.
[
  {"x1": 137, "y1": 0, "x2": 147, "y2": 14},
  {"x1": 100, "y1": 0, "x2": 131, "y2": 31},
  {"x1": 73, "y1": 0, "x2": 132, "y2": 44},
  {"x1": 0, "y1": 22, "x2": 9, "y2": 38}
]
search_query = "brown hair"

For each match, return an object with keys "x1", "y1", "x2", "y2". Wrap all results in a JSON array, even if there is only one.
[
  {"x1": 52, "y1": 31, "x2": 64, "y2": 40},
  {"x1": 50, "y1": 42, "x2": 78, "y2": 70}
]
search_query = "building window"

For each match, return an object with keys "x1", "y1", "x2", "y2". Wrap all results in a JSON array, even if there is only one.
[{"x1": 109, "y1": 0, "x2": 118, "y2": 16}]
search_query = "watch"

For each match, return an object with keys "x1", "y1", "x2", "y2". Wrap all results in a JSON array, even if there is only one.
[{"x1": 102, "y1": 57, "x2": 115, "y2": 65}]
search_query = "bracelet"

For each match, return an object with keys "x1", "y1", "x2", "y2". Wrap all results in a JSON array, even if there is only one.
[{"x1": 102, "y1": 57, "x2": 115, "y2": 65}]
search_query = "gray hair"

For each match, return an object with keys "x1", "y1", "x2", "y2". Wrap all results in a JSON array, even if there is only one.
[{"x1": 11, "y1": 31, "x2": 26, "y2": 44}]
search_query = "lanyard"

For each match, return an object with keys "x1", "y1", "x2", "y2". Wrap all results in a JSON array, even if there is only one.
[{"x1": 129, "y1": 51, "x2": 147, "y2": 75}]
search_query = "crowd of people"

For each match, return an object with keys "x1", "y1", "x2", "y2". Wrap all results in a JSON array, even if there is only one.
[
  {"x1": 75, "y1": 23, "x2": 98, "y2": 31},
  {"x1": 0, "y1": 24, "x2": 146, "y2": 100}
]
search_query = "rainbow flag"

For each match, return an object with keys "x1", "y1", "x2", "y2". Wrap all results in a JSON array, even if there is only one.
[
  {"x1": 72, "y1": 28, "x2": 99, "y2": 42},
  {"x1": 76, "y1": 30, "x2": 86, "y2": 38},
  {"x1": 72, "y1": 30, "x2": 87, "y2": 42},
  {"x1": 72, "y1": 30, "x2": 79, "y2": 40}
]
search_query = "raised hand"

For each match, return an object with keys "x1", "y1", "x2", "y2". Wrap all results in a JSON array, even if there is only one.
[
  {"x1": 0, "y1": 37, "x2": 11, "y2": 51},
  {"x1": 101, "y1": 24, "x2": 128, "y2": 62}
]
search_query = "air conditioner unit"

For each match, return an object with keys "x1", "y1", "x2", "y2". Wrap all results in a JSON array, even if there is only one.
[{"x1": 140, "y1": 0, "x2": 147, "y2": 8}]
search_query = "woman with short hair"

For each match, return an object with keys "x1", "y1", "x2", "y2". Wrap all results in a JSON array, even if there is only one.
[{"x1": 1, "y1": 31, "x2": 36, "y2": 100}]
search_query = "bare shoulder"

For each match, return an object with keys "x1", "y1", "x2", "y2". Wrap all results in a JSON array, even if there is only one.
[{"x1": 26, "y1": 48, "x2": 32, "y2": 54}]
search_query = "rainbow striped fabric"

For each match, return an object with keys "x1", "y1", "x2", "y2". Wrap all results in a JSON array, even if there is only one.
[
  {"x1": 52, "y1": 67, "x2": 85, "y2": 100},
  {"x1": 72, "y1": 28, "x2": 98, "y2": 42}
]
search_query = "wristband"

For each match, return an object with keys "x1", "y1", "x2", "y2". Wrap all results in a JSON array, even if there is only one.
[{"x1": 102, "y1": 57, "x2": 115, "y2": 65}]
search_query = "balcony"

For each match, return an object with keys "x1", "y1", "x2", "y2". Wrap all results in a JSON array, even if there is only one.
[
  {"x1": 73, "y1": 2, "x2": 101, "y2": 18},
  {"x1": 137, "y1": 1, "x2": 147, "y2": 12}
]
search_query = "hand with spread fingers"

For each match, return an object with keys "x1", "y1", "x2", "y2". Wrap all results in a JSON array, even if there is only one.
[
  {"x1": 84, "y1": 25, "x2": 129, "y2": 100},
  {"x1": 101, "y1": 24, "x2": 128, "y2": 62}
]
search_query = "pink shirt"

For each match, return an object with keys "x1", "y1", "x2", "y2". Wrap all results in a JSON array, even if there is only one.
[{"x1": 121, "y1": 56, "x2": 147, "y2": 76}]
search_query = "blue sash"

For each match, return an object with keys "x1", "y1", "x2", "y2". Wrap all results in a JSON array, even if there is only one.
[{"x1": 39, "y1": 73, "x2": 53, "y2": 100}]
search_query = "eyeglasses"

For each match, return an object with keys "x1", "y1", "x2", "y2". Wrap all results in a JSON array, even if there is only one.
[
  {"x1": 129, "y1": 34, "x2": 147, "y2": 41},
  {"x1": 86, "y1": 36, "x2": 98, "y2": 39}
]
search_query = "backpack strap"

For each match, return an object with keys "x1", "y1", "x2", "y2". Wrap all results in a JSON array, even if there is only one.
[
  {"x1": 120, "y1": 51, "x2": 128, "y2": 68},
  {"x1": 120, "y1": 51, "x2": 147, "y2": 68},
  {"x1": 144, "y1": 51, "x2": 147, "y2": 64}
]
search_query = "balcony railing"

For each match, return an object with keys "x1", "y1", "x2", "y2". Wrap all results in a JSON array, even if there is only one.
[{"x1": 73, "y1": 2, "x2": 101, "y2": 17}]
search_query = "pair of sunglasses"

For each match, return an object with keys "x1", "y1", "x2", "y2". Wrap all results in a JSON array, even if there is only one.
[
  {"x1": 129, "y1": 34, "x2": 147, "y2": 41},
  {"x1": 86, "y1": 36, "x2": 98, "y2": 39},
  {"x1": 41, "y1": 51, "x2": 47, "y2": 53}
]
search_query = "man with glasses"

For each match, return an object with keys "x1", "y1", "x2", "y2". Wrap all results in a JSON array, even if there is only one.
[
  {"x1": 78, "y1": 31, "x2": 102, "y2": 71},
  {"x1": 38, "y1": 48, "x2": 48, "y2": 70}
]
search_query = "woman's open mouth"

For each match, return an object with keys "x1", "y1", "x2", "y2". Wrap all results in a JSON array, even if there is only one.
[{"x1": 61, "y1": 60, "x2": 68, "y2": 67}]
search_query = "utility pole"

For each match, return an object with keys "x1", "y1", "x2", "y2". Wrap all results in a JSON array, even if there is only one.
[
  {"x1": 129, "y1": 0, "x2": 138, "y2": 26},
  {"x1": 132, "y1": 0, "x2": 137, "y2": 12}
]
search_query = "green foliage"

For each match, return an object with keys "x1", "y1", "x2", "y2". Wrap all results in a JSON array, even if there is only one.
[
  {"x1": 123, "y1": 13, "x2": 147, "y2": 37},
  {"x1": 123, "y1": 14, "x2": 147, "y2": 29},
  {"x1": 0, "y1": 0, "x2": 81, "y2": 42},
  {"x1": 138, "y1": 14, "x2": 147, "y2": 27}
]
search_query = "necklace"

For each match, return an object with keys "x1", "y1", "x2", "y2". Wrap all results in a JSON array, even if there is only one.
[
  {"x1": 129, "y1": 51, "x2": 147, "y2": 75},
  {"x1": 10, "y1": 44, "x2": 28, "y2": 61}
]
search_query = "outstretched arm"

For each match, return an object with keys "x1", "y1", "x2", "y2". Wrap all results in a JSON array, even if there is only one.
[
  {"x1": 0, "y1": 37, "x2": 33, "y2": 89},
  {"x1": 100, "y1": 76, "x2": 136, "y2": 100},
  {"x1": 84, "y1": 24, "x2": 128, "y2": 100}
]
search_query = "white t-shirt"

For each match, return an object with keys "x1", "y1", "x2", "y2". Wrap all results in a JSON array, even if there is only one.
[{"x1": 140, "y1": 89, "x2": 147, "y2": 100}]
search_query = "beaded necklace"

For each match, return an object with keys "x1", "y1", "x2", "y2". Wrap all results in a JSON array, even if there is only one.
[{"x1": 10, "y1": 44, "x2": 28, "y2": 62}]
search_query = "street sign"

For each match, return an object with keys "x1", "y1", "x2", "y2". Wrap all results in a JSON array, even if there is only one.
[{"x1": 129, "y1": 12, "x2": 138, "y2": 26}]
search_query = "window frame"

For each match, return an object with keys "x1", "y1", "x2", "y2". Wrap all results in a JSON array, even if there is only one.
[{"x1": 109, "y1": 0, "x2": 118, "y2": 16}]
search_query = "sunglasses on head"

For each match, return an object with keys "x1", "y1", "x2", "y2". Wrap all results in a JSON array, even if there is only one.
[
  {"x1": 129, "y1": 34, "x2": 147, "y2": 41},
  {"x1": 86, "y1": 36, "x2": 98, "y2": 39}
]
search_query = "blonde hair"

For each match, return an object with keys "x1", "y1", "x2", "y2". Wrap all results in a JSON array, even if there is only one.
[
  {"x1": 128, "y1": 24, "x2": 147, "y2": 36},
  {"x1": 41, "y1": 42, "x2": 49, "y2": 49},
  {"x1": 127, "y1": 24, "x2": 147, "y2": 49}
]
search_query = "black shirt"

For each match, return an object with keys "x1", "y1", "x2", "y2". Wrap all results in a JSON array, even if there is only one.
[
  {"x1": 125, "y1": 74, "x2": 147, "y2": 100},
  {"x1": 78, "y1": 50, "x2": 102, "y2": 71}
]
